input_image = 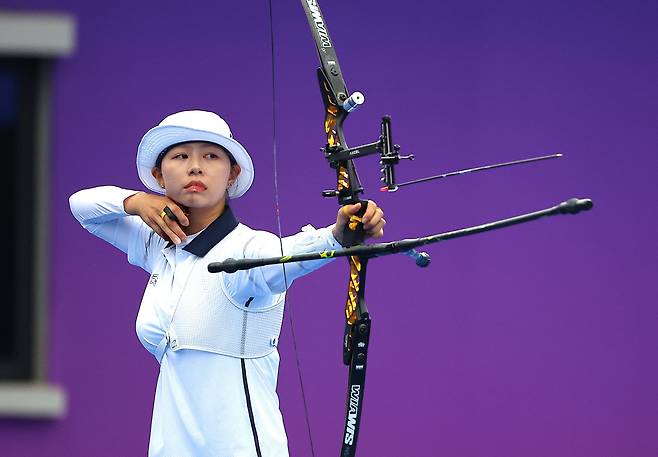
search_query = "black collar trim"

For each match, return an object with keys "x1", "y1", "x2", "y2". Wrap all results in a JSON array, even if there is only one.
[{"x1": 182, "y1": 205, "x2": 239, "y2": 257}]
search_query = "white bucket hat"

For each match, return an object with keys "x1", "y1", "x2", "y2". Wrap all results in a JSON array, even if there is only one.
[{"x1": 136, "y1": 110, "x2": 254, "y2": 198}]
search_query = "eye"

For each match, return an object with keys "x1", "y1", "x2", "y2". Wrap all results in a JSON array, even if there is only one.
[
  {"x1": 173, "y1": 153, "x2": 188, "y2": 159},
  {"x1": 205, "y1": 153, "x2": 220, "y2": 159}
]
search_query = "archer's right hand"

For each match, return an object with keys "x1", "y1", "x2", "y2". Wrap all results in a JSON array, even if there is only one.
[{"x1": 123, "y1": 192, "x2": 190, "y2": 244}]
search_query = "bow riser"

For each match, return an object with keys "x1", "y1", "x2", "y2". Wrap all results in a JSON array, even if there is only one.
[
  {"x1": 342, "y1": 257, "x2": 370, "y2": 456},
  {"x1": 317, "y1": 68, "x2": 364, "y2": 205}
]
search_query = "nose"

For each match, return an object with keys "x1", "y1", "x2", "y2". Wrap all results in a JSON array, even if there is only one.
[{"x1": 188, "y1": 157, "x2": 203, "y2": 175}]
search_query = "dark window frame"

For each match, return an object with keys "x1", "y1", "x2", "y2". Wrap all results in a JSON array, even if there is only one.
[
  {"x1": 0, "y1": 10, "x2": 72, "y2": 419},
  {"x1": 0, "y1": 57, "x2": 40, "y2": 381}
]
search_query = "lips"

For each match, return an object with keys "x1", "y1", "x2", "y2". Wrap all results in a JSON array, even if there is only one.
[{"x1": 184, "y1": 181, "x2": 207, "y2": 192}]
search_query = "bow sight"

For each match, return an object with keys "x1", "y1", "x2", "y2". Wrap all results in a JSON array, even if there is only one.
[{"x1": 321, "y1": 115, "x2": 415, "y2": 200}]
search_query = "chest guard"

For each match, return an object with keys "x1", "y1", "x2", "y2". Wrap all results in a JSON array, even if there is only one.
[{"x1": 143, "y1": 227, "x2": 286, "y2": 363}]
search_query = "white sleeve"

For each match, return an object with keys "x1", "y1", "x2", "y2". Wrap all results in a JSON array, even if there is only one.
[
  {"x1": 69, "y1": 186, "x2": 158, "y2": 271},
  {"x1": 224, "y1": 225, "x2": 342, "y2": 306}
]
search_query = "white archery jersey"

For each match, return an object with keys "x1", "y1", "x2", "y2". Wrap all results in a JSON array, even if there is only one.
[{"x1": 69, "y1": 186, "x2": 341, "y2": 457}]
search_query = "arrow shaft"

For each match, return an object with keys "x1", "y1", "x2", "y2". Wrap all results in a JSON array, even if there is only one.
[{"x1": 395, "y1": 153, "x2": 562, "y2": 189}]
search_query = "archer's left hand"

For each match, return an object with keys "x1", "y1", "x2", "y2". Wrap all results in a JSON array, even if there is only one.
[{"x1": 332, "y1": 200, "x2": 386, "y2": 246}]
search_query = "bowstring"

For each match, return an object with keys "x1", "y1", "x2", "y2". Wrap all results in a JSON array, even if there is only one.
[{"x1": 267, "y1": 1, "x2": 317, "y2": 455}]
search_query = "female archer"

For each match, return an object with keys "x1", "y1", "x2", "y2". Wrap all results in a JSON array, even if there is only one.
[{"x1": 69, "y1": 109, "x2": 385, "y2": 457}]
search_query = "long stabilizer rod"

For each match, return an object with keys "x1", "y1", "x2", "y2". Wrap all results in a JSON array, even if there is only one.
[{"x1": 208, "y1": 198, "x2": 593, "y2": 274}]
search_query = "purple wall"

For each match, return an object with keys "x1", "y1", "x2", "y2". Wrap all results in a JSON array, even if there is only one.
[{"x1": 1, "y1": 0, "x2": 656, "y2": 456}]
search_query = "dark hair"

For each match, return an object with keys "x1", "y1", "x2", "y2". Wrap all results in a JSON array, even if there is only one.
[{"x1": 154, "y1": 141, "x2": 237, "y2": 169}]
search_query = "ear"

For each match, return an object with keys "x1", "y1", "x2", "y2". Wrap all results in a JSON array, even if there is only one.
[
  {"x1": 229, "y1": 164, "x2": 241, "y2": 185},
  {"x1": 151, "y1": 167, "x2": 165, "y2": 189}
]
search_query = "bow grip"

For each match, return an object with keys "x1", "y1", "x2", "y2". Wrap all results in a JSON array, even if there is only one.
[{"x1": 340, "y1": 200, "x2": 368, "y2": 247}]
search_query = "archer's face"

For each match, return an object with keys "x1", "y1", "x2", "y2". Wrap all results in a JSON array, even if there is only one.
[{"x1": 152, "y1": 141, "x2": 240, "y2": 210}]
